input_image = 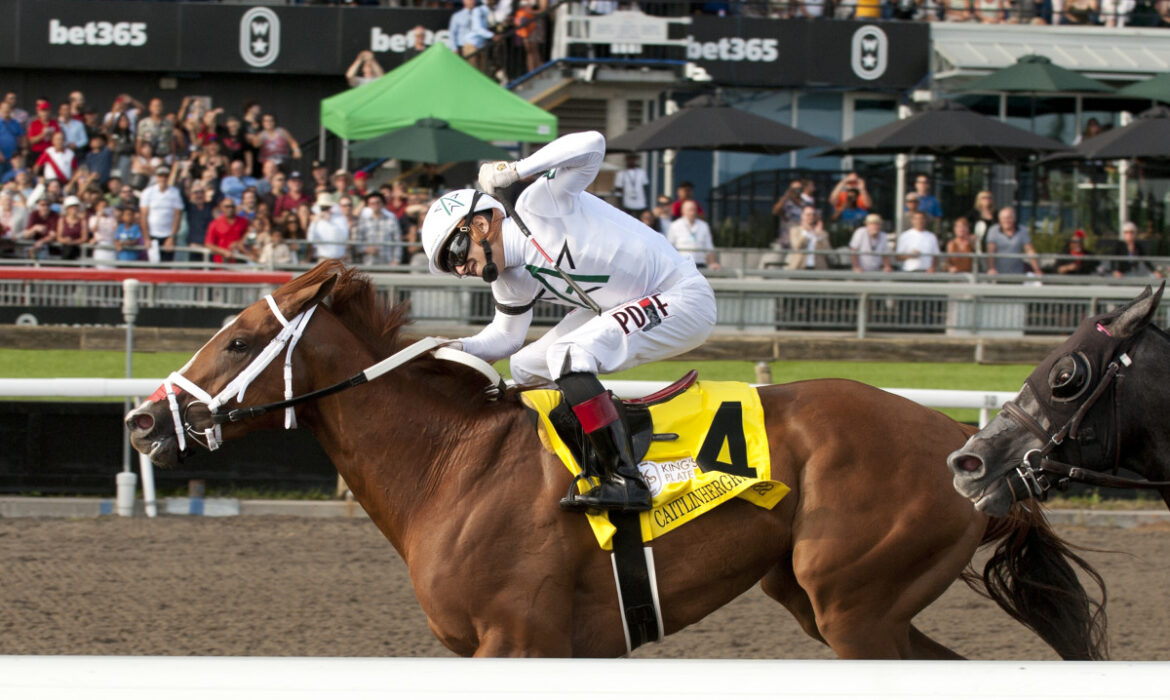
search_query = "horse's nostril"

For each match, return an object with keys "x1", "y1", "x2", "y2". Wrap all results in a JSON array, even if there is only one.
[
  {"x1": 133, "y1": 413, "x2": 155, "y2": 432},
  {"x1": 957, "y1": 455, "x2": 983, "y2": 473}
]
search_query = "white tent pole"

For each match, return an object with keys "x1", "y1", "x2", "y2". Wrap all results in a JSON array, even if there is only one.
[
  {"x1": 318, "y1": 124, "x2": 326, "y2": 162},
  {"x1": 342, "y1": 139, "x2": 349, "y2": 171},
  {"x1": 662, "y1": 98, "x2": 678, "y2": 198},
  {"x1": 1119, "y1": 110, "x2": 1133, "y2": 234},
  {"x1": 1119, "y1": 158, "x2": 1129, "y2": 232},
  {"x1": 894, "y1": 104, "x2": 912, "y2": 235}
]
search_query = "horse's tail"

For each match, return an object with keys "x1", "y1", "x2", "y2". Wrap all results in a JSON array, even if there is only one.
[{"x1": 962, "y1": 505, "x2": 1108, "y2": 660}]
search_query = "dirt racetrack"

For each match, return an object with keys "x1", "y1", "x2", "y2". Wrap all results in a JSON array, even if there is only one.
[{"x1": 2, "y1": 516, "x2": 1168, "y2": 660}]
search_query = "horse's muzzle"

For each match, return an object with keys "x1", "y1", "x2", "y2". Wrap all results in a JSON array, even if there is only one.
[
  {"x1": 952, "y1": 453, "x2": 984, "y2": 474},
  {"x1": 125, "y1": 402, "x2": 180, "y2": 468}
]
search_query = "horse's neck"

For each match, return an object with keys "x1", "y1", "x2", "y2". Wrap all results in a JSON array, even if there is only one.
[
  {"x1": 1120, "y1": 330, "x2": 1170, "y2": 484},
  {"x1": 295, "y1": 333, "x2": 515, "y2": 556}
]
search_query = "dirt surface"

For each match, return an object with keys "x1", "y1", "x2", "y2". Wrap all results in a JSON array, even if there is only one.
[{"x1": 2, "y1": 516, "x2": 1168, "y2": 660}]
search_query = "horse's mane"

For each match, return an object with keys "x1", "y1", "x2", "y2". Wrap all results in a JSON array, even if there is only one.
[
  {"x1": 313, "y1": 261, "x2": 410, "y2": 358},
  {"x1": 289, "y1": 261, "x2": 518, "y2": 407}
]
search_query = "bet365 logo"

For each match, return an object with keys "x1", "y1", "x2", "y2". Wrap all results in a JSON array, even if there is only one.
[
  {"x1": 48, "y1": 19, "x2": 147, "y2": 47},
  {"x1": 239, "y1": 7, "x2": 280, "y2": 68}
]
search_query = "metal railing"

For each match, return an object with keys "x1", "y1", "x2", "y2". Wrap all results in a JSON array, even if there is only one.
[{"x1": 0, "y1": 265, "x2": 1161, "y2": 337}]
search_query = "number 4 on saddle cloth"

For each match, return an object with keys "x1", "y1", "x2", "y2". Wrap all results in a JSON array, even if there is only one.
[{"x1": 522, "y1": 376, "x2": 789, "y2": 550}]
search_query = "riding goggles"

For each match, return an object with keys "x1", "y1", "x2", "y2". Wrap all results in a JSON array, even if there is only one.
[
  {"x1": 437, "y1": 190, "x2": 485, "y2": 274},
  {"x1": 438, "y1": 229, "x2": 472, "y2": 274}
]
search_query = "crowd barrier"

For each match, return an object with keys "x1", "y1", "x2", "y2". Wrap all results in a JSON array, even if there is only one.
[{"x1": 2, "y1": 656, "x2": 1166, "y2": 699}]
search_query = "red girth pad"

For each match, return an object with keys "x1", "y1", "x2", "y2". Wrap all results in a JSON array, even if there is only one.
[
  {"x1": 571, "y1": 392, "x2": 618, "y2": 433},
  {"x1": 148, "y1": 384, "x2": 180, "y2": 402}
]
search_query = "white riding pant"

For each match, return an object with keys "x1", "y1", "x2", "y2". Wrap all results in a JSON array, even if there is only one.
[{"x1": 510, "y1": 273, "x2": 717, "y2": 387}]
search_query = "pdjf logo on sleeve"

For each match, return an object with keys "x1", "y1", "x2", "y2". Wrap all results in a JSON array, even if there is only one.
[
  {"x1": 239, "y1": 7, "x2": 280, "y2": 68},
  {"x1": 850, "y1": 25, "x2": 888, "y2": 81}
]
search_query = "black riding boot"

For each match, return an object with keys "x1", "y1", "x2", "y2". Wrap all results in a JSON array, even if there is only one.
[{"x1": 556, "y1": 372, "x2": 651, "y2": 513}]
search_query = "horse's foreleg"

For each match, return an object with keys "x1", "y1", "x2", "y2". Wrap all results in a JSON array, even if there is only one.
[
  {"x1": 909, "y1": 625, "x2": 966, "y2": 660},
  {"x1": 472, "y1": 626, "x2": 573, "y2": 658},
  {"x1": 759, "y1": 554, "x2": 827, "y2": 647}
]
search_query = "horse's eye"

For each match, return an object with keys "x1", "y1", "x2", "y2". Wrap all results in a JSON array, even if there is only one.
[
  {"x1": 1048, "y1": 353, "x2": 1091, "y2": 401},
  {"x1": 227, "y1": 338, "x2": 249, "y2": 353}
]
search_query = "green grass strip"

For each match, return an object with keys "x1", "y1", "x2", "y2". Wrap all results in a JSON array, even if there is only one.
[{"x1": 0, "y1": 350, "x2": 1033, "y2": 422}]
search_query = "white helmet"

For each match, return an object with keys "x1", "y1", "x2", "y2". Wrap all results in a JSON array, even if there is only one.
[{"x1": 420, "y1": 189, "x2": 505, "y2": 275}]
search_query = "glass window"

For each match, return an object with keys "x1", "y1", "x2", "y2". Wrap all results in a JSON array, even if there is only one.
[
  {"x1": 794, "y1": 92, "x2": 844, "y2": 171},
  {"x1": 715, "y1": 90, "x2": 795, "y2": 185}
]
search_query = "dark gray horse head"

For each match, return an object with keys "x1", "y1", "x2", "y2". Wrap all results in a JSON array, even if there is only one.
[{"x1": 948, "y1": 284, "x2": 1167, "y2": 516}]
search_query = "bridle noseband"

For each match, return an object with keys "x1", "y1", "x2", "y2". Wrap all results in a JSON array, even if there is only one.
[{"x1": 156, "y1": 295, "x2": 318, "y2": 454}]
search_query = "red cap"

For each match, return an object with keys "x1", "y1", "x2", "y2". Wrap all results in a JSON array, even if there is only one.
[
  {"x1": 35, "y1": 99, "x2": 50, "y2": 110},
  {"x1": 354, "y1": 171, "x2": 369, "y2": 180},
  {"x1": 1073, "y1": 229, "x2": 1086, "y2": 239}
]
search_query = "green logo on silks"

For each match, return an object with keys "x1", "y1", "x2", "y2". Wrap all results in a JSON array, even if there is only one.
[
  {"x1": 437, "y1": 194, "x2": 464, "y2": 216},
  {"x1": 525, "y1": 264, "x2": 608, "y2": 308}
]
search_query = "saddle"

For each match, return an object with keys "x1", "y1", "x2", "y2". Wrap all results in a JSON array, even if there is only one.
[{"x1": 542, "y1": 371, "x2": 698, "y2": 475}]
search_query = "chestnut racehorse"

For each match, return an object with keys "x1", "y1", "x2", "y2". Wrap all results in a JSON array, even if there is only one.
[{"x1": 127, "y1": 261, "x2": 1107, "y2": 659}]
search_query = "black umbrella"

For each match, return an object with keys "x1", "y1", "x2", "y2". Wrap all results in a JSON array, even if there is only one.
[
  {"x1": 348, "y1": 118, "x2": 512, "y2": 164},
  {"x1": 1065, "y1": 106, "x2": 1170, "y2": 160},
  {"x1": 819, "y1": 100, "x2": 1067, "y2": 162},
  {"x1": 606, "y1": 94, "x2": 831, "y2": 155}
]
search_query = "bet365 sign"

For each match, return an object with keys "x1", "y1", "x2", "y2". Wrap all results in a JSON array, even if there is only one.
[{"x1": 687, "y1": 18, "x2": 927, "y2": 89}]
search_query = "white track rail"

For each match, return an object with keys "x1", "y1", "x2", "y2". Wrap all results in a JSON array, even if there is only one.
[
  {"x1": 0, "y1": 378, "x2": 1016, "y2": 426},
  {"x1": 2, "y1": 656, "x2": 1166, "y2": 699}
]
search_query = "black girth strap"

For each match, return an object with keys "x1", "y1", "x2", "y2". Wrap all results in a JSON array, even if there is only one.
[{"x1": 609, "y1": 512, "x2": 663, "y2": 654}]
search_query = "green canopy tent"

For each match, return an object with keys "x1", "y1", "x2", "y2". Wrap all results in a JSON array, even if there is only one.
[
  {"x1": 320, "y1": 43, "x2": 556, "y2": 166},
  {"x1": 349, "y1": 118, "x2": 513, "y2": 164}
]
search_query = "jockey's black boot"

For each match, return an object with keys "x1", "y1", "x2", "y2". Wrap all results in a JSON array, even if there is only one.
[{"x1": 556, "y1": 371, "x2": 651, "y2": 513}]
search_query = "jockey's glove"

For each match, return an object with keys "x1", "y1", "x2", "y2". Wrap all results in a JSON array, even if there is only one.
[
  {"x1": 478, "y1": 161, "x2": 519, "y2": 196},
  {"x1": 434, "y1": 337, "x2": 463, "y2": 352}
]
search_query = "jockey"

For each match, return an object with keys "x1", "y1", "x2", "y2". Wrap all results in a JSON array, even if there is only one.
[{"x1": 420, "y1": 131, "x2": 717, "y2": 512}]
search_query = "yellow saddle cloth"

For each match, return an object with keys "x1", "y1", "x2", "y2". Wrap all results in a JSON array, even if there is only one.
[{"x1": 522, "y1": 380, "x2": 789, "y2": 550}]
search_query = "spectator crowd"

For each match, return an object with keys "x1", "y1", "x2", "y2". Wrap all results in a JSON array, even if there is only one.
[
  {"x1": 0, "y1": 84, "x2": 1162, "y2": 278},
  {"x1": 757, "y1": 167, "x2": 1165, "y2": 277},
  {"x1": 315, "y1": 0, "x2": 1170, "y2": 28},
  {"x1": 0, "y1": 90, "x2": 445, "y2": 268}
]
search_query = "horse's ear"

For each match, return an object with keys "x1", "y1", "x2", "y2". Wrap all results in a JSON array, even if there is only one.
[
  {"x1": 1108, "y1": 282, "x2": 1164, "y2": 339},
  {"x1": 277, "y1": 266, "x2": 340, "y2": 319}
]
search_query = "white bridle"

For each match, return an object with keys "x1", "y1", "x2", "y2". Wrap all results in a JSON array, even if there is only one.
[
  {"x1": 157, "y1": 295, "x2": 316, "y2": 452},
  {"x1": 149, "y1": 291, "x2": 508, "y2": 455}
]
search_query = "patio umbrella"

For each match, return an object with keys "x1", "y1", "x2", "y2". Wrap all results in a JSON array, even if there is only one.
[
  {"x1": 962, "y1": 54, "x2": 1114, "y2": 94},
  {"x1": 1116, "y1": 72, "x2": 1170, "y2": 104},
  {"x1": 1039, "y1": 108, "x2": 1170, "y2": 234},
  {"x1": 1068, "y1": 106, "x2": 1170, "y2": 160},
  {"x1": 958, "y1": 54, "x2": 1114, "y2": 131},
  {"x1": 606, "y1": 94, "x2": 831, "y2": 155},
  {"x1": 819, "y1": 100, "x2": 1067, "y2": 162},
  {"x1": 348, "y1": 118, "x2": 512, "y2": 164}
]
